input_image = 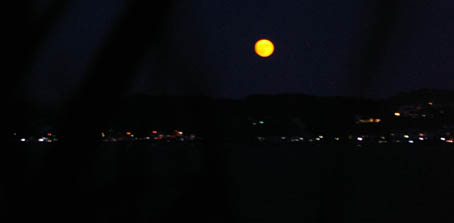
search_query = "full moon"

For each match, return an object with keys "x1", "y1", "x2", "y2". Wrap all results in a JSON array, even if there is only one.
[{"x1": 255, "y1": 39, "x2": 275, "y2": 58}]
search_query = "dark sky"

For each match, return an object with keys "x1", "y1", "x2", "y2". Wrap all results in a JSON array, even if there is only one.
[{"x1": 15, "y1": 0, "x2": 454, "y2": 106}]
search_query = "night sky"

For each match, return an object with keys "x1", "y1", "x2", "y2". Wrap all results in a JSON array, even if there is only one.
[{"x1": 14, "y1": 0, "x2": 454, "y2": 107}]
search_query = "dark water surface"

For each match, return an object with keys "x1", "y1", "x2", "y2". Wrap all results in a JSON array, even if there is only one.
[{"x1": 1, "y1": 142, "x2": 454, "y2": 222}]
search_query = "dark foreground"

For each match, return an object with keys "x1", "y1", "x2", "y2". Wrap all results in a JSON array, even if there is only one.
[{"x1": 1, "y1": 142, "x2": 454, "y2": 222}]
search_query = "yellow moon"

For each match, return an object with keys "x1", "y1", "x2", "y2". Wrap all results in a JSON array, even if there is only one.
[{"x1": 255, "y1": 39, "x2": 275, "y2": 58}]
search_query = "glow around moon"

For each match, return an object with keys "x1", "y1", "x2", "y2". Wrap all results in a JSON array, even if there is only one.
[{"x1": 255, "y1": 39, "x2": 275, "y2": 58}]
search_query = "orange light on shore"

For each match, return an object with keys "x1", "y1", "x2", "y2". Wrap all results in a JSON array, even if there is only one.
[
  {"x1": 152, "y1": 130, "x2": 158, "y2": 134},
  {"x1": 47, "y1": 133, "x2": 52, "y2": 137},
  {"x1": 428, "y1": 102, "x2": 433, "y2": 106},
  {"x1": 126, "y1": 132, "x2": 132, "y2": 136}
]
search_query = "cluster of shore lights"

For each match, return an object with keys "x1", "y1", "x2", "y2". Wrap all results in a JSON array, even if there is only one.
[
  {"x1": 256, "y1": 133, "x2": 454, "y2": 144},
  {"x1": 359, "y1": 118, "x2": 381, "y2": 123},
  {"x1": 394, "y1": 101, "x2": 434, "y2": 117},
  {"x1": 441, "y1": 137, "x2": 454, "y2": 143},
  {"x1": 110, "y1": 130, "x2": 183, "y2": 138},
  {"x1": 98, "y1": 130, "x2": 161, "y2": 138},
  {"x1": 252, "y1": 121, "x2": 265, "y2": 126}
]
